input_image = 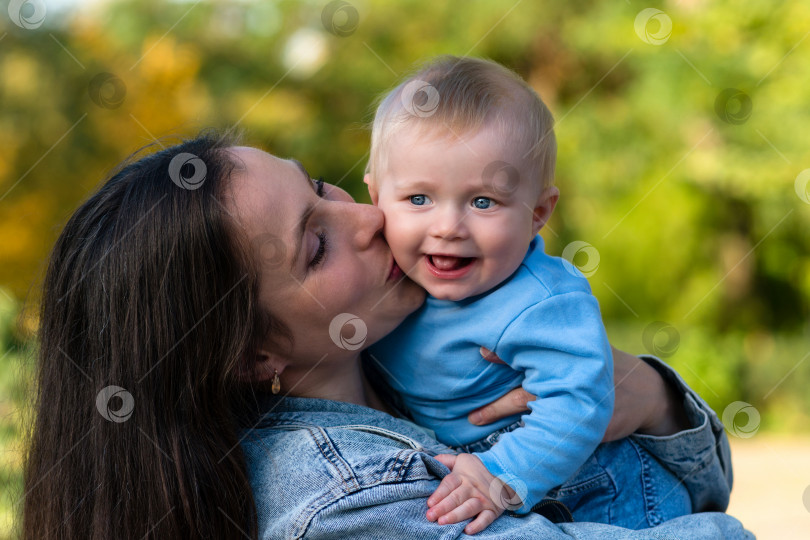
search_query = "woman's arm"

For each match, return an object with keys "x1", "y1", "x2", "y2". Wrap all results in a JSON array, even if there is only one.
[
  {"x1": 470, "y1": 347, "x2": 686, "y2": 439},
  {"x1": 629, "y1": 354, "x2": 733, "y2": 512},
  {"x1": 469, "y1": 347, "x2": 733, "y2": 512},
  {"x1": 307, "y1": 465, "x2": 751, "y2": 539},
  {"x1": 605, "y1": 348, "x2": 691, "y2": 440}
]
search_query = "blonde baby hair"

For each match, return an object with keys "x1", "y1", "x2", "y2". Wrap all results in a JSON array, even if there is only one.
[{"x1": 368, "y1": 55, "x2": 557, "y2": 190}]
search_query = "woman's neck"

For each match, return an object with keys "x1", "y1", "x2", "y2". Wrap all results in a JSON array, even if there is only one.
[
  {"x1": 283, "y1": 354, "x2": 393, "y2": 415},
  {"x1": 361, "y1": 367, "x2": 396, "y2": 416}
]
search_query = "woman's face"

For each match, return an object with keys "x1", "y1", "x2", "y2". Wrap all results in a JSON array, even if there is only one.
[{"x1": 226, "y1": 147, "x2": 425, "y2": 368}]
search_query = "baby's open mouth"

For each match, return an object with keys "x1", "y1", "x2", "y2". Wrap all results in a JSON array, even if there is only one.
[{"x1": 428, "y1": 255, "x2": 475, "y2": 272}]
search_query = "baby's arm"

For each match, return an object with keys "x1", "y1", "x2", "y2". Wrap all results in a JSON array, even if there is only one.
[{"x1": 427, "y1": 291, "x2": 614, "y2": 531}]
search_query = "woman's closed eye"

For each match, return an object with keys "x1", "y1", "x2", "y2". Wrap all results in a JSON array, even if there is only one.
[
  {"x1": 309, "y1": 231, "x2": 328, "y2": 268},
  {"x1": 409, "y1": 194, "x2": 432, "y2": 206},
  {"x1": 305, "y1": 177, "x2": 329, "y2": 269}
]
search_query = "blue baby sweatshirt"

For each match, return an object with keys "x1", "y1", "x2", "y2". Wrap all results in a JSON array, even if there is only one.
[{"x1": 368, "y1": 235, "x2": 614, "y2": 512}]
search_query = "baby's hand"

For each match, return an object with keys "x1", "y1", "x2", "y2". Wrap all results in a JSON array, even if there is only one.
[{"x1": 427, "y1": 453, "x2": 517, "y2": 535}]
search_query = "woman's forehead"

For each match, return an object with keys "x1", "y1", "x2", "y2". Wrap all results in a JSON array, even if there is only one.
[
  {"x1": 229, "y1": 147, "x2": 311, "y2": 191},
  {"x1": 225, "y1": 148, "x2": 303, "y2": 232}
]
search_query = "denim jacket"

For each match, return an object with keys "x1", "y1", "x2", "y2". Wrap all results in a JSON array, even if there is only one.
[{"x1": 241, "y1": 357, "x2": 752, "y2": 539}]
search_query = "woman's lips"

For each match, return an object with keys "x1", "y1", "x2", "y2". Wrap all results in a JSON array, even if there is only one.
[
  {"x1": 425, "y1": 254, "x2": 475, "y2": 279},
  {"x1": 388, "y1": 259, "x2": 404, "y2": 281}
]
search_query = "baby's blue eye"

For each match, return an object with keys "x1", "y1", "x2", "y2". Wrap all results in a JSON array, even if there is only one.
[
  {"x1": 472, "y1": 197, "x2": 494, "y2": 209},
  {"x1": 409, "y1": 195, "x2": 431, "y2": 206}
]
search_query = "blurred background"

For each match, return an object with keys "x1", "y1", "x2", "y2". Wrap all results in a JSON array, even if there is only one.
[{"x1": 1, "y1": 0, "x2": 808, "y2": 537}]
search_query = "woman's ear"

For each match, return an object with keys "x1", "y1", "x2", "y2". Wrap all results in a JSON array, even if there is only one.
[
  {"x1": 238, "y1": 349, "x2": 288, "y2": 383},
  {"x1": 531, "y1": 186, "x2": 559, "y2": 236},
  {"x1": 364, "y1": 173, "x2": 379, "y2": 205}
]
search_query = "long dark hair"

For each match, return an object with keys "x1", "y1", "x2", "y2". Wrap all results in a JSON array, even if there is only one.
[{"x1": 23, "y1": 132, "x2": 268, "y2": 538}]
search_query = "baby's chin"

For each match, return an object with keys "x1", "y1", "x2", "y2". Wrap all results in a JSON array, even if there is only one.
[{"x1": 417, "y1": 280, "x2": 478, "y2": 302}]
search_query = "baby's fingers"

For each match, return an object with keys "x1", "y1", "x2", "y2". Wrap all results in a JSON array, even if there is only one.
[
  {"x1": 437, "y1": 497, "x2": 484, "y2": 526},
  {"x1": 433, "y1": 453, "x2": 457, "y2": 470},
  {"x1": 427, "y1": 473, "x2": 461, "y2": 513},
  {"x1": 427, "y1": 484, "x2": 471, "y2": 522},
  {"x1": 463, "y1": 509, "x2": 498, "y2": 535}
]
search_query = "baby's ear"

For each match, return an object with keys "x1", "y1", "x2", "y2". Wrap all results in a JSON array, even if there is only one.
[
  {"x1": 364, "y1": 173, "x2": 379, "y2": 205},
  {"x1": 531, "y1": 186, "x2": 559, "y2": 235}
]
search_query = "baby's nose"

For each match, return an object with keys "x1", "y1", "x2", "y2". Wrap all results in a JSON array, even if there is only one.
[{"x1": 428, "y1": 207, "x2": 469, "y2": 241}]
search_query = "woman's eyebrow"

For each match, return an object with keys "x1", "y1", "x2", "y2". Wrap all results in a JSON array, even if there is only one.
[
  {"x1": 289, "y1": 203, "x2": 315, "y2": 272},
  {"x1": 290, "y1": 158, "x2": 317, "y2": 192}
]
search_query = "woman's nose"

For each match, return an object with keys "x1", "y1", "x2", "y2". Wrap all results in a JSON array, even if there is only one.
[
  {"x1": 327, "y1": 183, "x2": 355, "y2": 203},
  {"x1": 347, "y1": 202, "x2": 385, "y2": 249}
]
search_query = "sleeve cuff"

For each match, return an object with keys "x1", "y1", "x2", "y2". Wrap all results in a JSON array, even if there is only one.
[
  {"x1": 630, "y1": 355, "x2": 733, "y2": 511},
  {"x1": 630, "y1": 392, "x2": 717, "y2": 471},
  {"x1": 475, "y1": 453, "x2": 535, "y2": 514}
]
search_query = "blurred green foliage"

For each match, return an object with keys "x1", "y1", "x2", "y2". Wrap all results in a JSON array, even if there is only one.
[
  {"x1": 0, "y1": 290, "x2": 29, "y2": 539},
  {"x1": 1, "y1": 0, "x2": 809, "y2": 535}
]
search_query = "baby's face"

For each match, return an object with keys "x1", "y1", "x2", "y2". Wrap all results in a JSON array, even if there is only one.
[{"x1": 372, "y1": 126, "x2": 549, "y2": 301}]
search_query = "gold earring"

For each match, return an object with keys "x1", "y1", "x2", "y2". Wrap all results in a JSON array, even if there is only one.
[{"x1": 271, "y1": 369, "x2": 281, "y2": 395}]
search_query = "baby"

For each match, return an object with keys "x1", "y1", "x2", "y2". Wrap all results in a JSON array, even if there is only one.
[{"x1": 366, "y1": 56, "x2": 691, "y2": 533}]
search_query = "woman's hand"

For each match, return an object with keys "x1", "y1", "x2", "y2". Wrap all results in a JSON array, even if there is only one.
[{"x1": 468, "y1": 347, "x2": 690, "y2": 441}]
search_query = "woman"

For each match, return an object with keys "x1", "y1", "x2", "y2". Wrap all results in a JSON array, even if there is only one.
[{"x1": 23, "y1": 133, "x2": 749, "y2": 538}]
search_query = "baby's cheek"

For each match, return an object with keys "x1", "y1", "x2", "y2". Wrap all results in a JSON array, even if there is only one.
[
  {"x1": 383, "y1": 223, "x2": 413, "y2": 261},
  {"x1": 479, "y1": 229, "x2": 520, "y2": 270},
  {"x1": 383, "y1": 211, "x2": 414, "y2": 243}
]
